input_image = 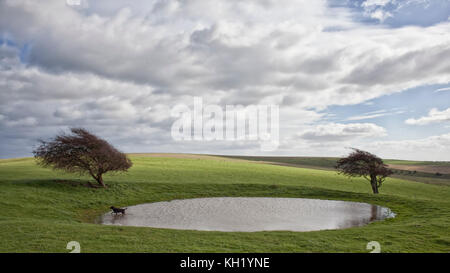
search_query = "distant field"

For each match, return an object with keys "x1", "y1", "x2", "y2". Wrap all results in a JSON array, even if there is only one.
[
  {"x1": 388, "y1": 164, "x2": 450, "y2": 174},
  {"x1": 218, "y1": 156, "x2": 340, "y2": 169},
  {"x1": 220, "y1": 155, "x2": 450, "y2": 186},
  {"x1": 384, "y1": 159, "x2": 450, "y2": 166},
  {"x1": 220, "y1": 155, "x2": 450, "y2": 169},
  {"x1": 0, "y1": 154, "x2": 449, "y2": 252}
]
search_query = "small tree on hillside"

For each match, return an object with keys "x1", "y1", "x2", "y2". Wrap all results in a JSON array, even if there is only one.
[
  {"x1": 33, "y1": 128, "x2": 132, "y2": 188},
  {"x1": 335, "y1": 148, "x2": 393, "y2": 194}
]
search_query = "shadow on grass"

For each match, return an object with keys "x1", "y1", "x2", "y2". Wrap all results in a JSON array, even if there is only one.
[
  {"x1": 8, "y1": 178, "x2": 111, "y2": 188},
  {"x1": 9, "y1": 177, "x2": 414, "y2": 206}
]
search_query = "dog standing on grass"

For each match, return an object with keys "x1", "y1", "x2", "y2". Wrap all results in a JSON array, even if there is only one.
[{"x1": 110, "y1": 206, "x2": 127, "y2": 215}]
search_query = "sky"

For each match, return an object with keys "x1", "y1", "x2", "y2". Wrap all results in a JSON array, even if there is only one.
[{"x1": 0, "y1": 0, "x2": 449, "y2": 160}]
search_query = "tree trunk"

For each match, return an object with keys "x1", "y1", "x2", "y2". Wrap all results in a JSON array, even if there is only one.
[
  {"x1": 370, "y1": 175, "x2": 379, "y2": 194},
  {"x1": 95, "y1": 173, "x2": 106, "y2": 188}
]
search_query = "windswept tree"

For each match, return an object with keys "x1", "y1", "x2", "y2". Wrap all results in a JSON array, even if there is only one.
[
  {"x1": 335, "y1": 148, "x2": 393, "y2": 194},
  {"x1": 33, "y1": 128, "x2": 132, "y2": 188}
]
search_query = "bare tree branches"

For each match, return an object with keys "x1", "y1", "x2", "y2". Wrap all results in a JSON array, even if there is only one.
[
  {"x1": 33, "y1": 128, "x2": 132, "y2": 188},
  {"x1": 335, "y1": 148, "x2": 393, "y2": 194}
]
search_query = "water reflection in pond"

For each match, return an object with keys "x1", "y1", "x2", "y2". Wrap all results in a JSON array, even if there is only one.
[{"x1": 100, "y1": 197, "x2": 395, "y2": 232}]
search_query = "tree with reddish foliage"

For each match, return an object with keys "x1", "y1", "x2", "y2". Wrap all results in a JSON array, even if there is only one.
[
  {"x1": 335, "y1": 148, "x2": 393, "y2": 194},
  {"x1": 33, "y1": 128, "x2": 132, "y2": 188}
]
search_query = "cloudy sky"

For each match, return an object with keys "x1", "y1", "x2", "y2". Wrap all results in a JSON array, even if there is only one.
[{"x1": 0, "y1": 0, "x2": 449, "y2": 160}]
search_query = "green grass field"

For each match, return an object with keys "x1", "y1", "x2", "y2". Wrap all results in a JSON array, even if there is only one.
[
  {"x1": 221, "y1": 155, "x2": 450, "y2": 169},
  {"x1": 222, "y1": 155, "x2": 450, "y2": 186},
  {"x1": 0, "y1": 155, "x2": 449, "y2": 252}
]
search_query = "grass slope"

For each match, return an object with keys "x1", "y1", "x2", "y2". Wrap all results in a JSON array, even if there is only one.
[
  {"x1": 221, "y1": 155, "x2": 450, "y2": 186},
  {"x1": 0, "y1": 155, "x2": 449, "y2": 252}
]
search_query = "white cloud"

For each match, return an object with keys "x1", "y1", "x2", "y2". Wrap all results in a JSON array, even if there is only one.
[
  {"x1": 0, "y1": 0, "x2": 449, "y2": 159},
  {"x1": 366, "y1": 133, "x2": 450, "y2": 161},
  {"x1": 361, "y1": 0, "x2": 394, "y2": 22},
  {"x1": 347, "y1": 109, "x2": 405, "y2": 121},
  {"x1": 368, "y1": 8, "x2": 393, "y2": 22},
  {"x1": 298, "y1": 123, "x2": 387, "y2": 142},
  {"x1": 362, "y1": 0, "x2": 393, "y2": 8},
  {"x1": 1, "y1": 0, "x2": 449, "y2": 110},
  {"x1": 435, "y1": 86, "x2": 450, "y2": 92},
  {"x1": 405, "y1": 108, "x2": 450, "y2": 125}
]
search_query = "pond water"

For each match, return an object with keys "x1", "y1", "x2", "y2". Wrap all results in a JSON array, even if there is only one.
[{"x1": 99, "y1": 197, "x2": 395, "y2": 232}]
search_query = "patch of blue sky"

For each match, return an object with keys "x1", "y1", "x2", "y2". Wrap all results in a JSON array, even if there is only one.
[
  {"x1": 328, "y1": 0, "x2": 450, "y2": 27},
  {"x1": 18, "y1": 43, "x2": 32, "y2": 64},
  {"x1": 324, "y1": 83, "x2": 450, "y2": 140},
  {"x1": 0, "y1": 37, "x2": 16, "y2": 47},
  {"x1": 0, "y1": 36, "x2": 31, "y2": 64}
]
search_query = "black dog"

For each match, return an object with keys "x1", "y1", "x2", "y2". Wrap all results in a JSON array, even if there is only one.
[{"x1": 110, "y1": 206, "x2": 127, "y2": 215}]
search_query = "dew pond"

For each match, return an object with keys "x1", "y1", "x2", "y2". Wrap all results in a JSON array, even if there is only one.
[{"x1": 100, "y1": 197, "x2": 395, "y2": 232}]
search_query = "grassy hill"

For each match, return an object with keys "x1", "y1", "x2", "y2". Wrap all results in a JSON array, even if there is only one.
[
  {"x1": 221, "y1": 155, "x2": 450, "y2": 186},
  {"x1": 0, "y1": 154, "x2": 449, "y2": 252}
]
